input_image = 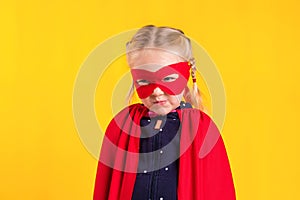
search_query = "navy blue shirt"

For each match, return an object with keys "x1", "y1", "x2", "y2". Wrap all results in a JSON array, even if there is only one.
[{"x1": 132, "y1": 102, "x2": 192, "y2": 200}]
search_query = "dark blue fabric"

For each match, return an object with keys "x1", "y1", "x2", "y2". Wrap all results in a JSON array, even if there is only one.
[{"x1": 132, "y1": 102, "x2": 191, "y2": 200}]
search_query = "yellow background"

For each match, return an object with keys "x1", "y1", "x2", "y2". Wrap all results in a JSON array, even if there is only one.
[{"x1": 1, "y1": 0, "x2": 300, "y2": 199}]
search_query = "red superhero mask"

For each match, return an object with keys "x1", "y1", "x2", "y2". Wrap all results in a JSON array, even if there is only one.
[{"x1": 130, "y1": 62, "x2": 191, "y2": 99}]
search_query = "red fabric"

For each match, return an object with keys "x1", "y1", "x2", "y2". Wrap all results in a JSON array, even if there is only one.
[
  {"x1": 130, "y1": 62, "x2": 190, "y2": 98},
  {"x1": 94, "y1": 104, "x2": 236, "y2": 200}
]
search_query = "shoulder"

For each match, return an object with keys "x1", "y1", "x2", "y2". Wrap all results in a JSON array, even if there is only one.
[
  {"x1": 109, "y1": 103, "x2": 148, "y2": 124},
  {"x1": 179, "y1": 107, "x2": 212, "y2": 124},
  {"x1": 104, "y1": 104, "x2": 147, "y2": 140},
  {"x1": 116, "y1": 103, "x2": 148, "y2": 117},
  {"x1": 179, "y1": 107, "x2": 218, "y2": 139}
]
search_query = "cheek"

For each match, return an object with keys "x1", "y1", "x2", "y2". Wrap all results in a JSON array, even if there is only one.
[
  {"x1": 140, "y1": 98, "x2": 152, "y2": 108},
  {"x1": 169, "y1": 93, "x2": 184, "y2": 104}
]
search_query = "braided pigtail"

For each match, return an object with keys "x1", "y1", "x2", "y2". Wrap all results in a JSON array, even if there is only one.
[{"x1": 183, "y1": 58, "x2": 205, "y2": 111}]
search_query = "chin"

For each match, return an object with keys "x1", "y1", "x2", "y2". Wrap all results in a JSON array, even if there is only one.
[{"x1": 150, "y1": 106, "x2": 172, "y2": 116}]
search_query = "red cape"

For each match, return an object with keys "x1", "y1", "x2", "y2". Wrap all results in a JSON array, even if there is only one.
[{"x1": 94, "y1": 104, "x2": 236, "y2": 200}]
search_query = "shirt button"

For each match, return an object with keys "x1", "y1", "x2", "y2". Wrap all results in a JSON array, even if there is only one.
[
  {"x1": 148, "y1": 119, "x2": 151, "y2": 122},
  {"x1": 160, "y1": 150, "x2": 163, "y2": 154},
  {"x1": 159, "y1": 128, "x2": 163, "y2": 131},
  {"x1": 165, "y1": 167, "x2": 169, "y2": 171},
  {"x1": 160, "y1": 197, "x2": 164, "y2": 200},
  {"x1": 143, "y1": 170, "x2": 147, "y2": 173}
]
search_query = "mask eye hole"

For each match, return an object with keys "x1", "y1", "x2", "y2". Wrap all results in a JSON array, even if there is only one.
[
  {"x1": 136, "y1": 79, "x2": 150, "y2": 86},
  {"x1": 162, "y1": 74, "x2": 179, "y2": 82}
]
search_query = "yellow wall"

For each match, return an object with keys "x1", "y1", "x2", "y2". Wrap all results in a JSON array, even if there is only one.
[{"x1": 1, "y1": 0, "x2": 300, "y2": 199}]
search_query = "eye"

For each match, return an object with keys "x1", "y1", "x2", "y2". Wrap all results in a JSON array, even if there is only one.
[
  {"x1": 162, "y1": 74, "x2": 179, "y2": 82},
  {"x1": 136, "y1": 79, "x2": 150, "y2": 86}
]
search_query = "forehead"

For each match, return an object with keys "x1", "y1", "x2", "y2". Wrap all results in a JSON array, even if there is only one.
[
  {"x1": 132, "y1": 63, "x2": 174, "y2": 72},
  {"x1": 129, "y1": 49, "x2": 185, "y2": 72}
]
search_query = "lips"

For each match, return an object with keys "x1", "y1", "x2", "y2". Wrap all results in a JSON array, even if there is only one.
[{"x1": 153, "y1": 100, "x2": 167, "y2": 104}]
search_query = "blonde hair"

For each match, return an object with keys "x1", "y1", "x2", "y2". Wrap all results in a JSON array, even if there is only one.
[{"x1": 126, "y1": 25, "x2": 204, "y2": 110}]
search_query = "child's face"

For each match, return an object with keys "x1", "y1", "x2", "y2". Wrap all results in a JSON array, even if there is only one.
[{"x1": 129, "y1": 49, "x2": 188, "y2": 115}]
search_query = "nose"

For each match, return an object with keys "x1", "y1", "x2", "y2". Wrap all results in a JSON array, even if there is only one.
[{"x1": 152, "y1": 87, "x2": 164, "y2": 96}]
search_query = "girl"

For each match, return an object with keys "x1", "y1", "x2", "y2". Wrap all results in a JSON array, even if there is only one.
[{"x1": 93, "y1": 25, "x2": 236, "y2": 200}]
